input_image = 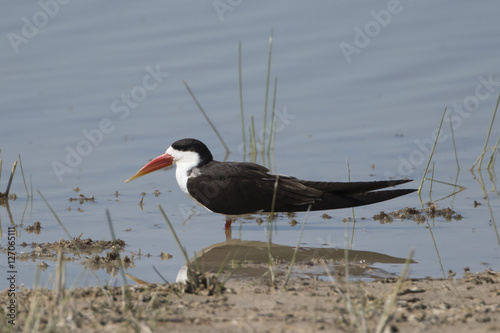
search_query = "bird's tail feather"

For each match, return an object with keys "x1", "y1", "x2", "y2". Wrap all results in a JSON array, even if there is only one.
[
  {"x1": 298, "y1": 179, "x2": 413, "y2": 194},
  {"x1": 307, "y1": 188, "x2": 417, "y2": 211}
]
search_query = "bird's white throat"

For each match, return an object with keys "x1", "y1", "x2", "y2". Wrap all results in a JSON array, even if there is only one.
[{"x1": 166, "y1": 146, "x2": 201, "y2": 195}]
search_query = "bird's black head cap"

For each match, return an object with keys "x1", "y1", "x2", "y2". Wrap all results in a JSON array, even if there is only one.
[{"x1": 171, "y1": 138, "x2": 213, "y2": 165}]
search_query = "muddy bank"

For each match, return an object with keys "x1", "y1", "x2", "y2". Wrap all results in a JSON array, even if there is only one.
[{"x1": 1, "y1": 270, "x2": 499, "y2": 332}]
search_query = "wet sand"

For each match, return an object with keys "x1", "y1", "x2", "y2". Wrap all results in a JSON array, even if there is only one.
[{"x1": 2, "y1": 270, "x2": 499, "y2": 332}]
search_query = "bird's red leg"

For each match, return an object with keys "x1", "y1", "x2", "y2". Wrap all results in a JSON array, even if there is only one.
[
  {"x1": 224, "y1": 217, "x2": 232, "y2": 230},
  {"x1": 224, "y1": 217, "x2": 232, "y2": 240}
]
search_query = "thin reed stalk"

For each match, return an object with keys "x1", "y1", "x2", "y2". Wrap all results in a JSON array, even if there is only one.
[
  {"x1": 449, "y1": 115, "x2": 460, "y2": 171},
  {"x1": 283, "y1": 205, "x2": 310, "y2": 289},
  {"x1": 477, "y1": 92, "x2": 500, "y2": 170},
  {"x1": 261, "y1": 28, "x2": 274, "y2": 155},
  {"x1": 346, "y1": 158, "x2": 356, "y2": 249},
  {"x1": 54, "y1": 248, "x2": 65, "y2": 306},
  {"x1": 238, "y1": 40, "x2": 246, "y2": 159},
  {"x1": 423, "y1": 177, "x2": 465, "y2": 189},
  {"x1": 23, "y1": 265, "x2": 42, "y2": 333},
  {"x1": 1, "y1": 160, "x2": 17, "y2": 197},
  {"x1": 374, "y1": 249, "x2": 414, "y2": 333},
  {"x1": 18, "y1": 154, "x2": 29, "y2": 197},
  {"x1": 183, "y1": 80, "x2": 230, "y2": 155},
  {"x1": 152, "y1": 265, "x2": 169, "y2": 284},
  {"x1": 267, "y1": 76, "x2": 278, "y2": 154},
  {"x1": 429, "y1": 161, "x2": 435, "y2": 201},
  {"x1": 265, "y1": 174, "x2": 280, "y2": 284},
  {"x1": 30, "y1": 174, "x2": 33, "y2": 218},
  {"x1": 105, "y1": 209, "x2": 129, "y2": 309},
  {"x1": 250, "y1": 115, "x2": 257, "y2": 160},
  {"x1": 158, "y1": 204, "x2": 197, "y2": 285},
  {"x1": 487, "y1": 134, "x2": 500, "y2": 169},
  {"x1": 418, "y1": 107, "x2": 447, "y2": 195}
]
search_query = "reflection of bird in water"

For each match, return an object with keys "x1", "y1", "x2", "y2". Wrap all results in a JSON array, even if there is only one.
[{"x1": 174, "y1": 239, "x2": 417, "y2": 282}]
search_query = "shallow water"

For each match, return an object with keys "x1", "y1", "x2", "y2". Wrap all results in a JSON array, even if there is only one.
[{"x1": 1, "y1": 1, "x2": 499, "y2": 289}]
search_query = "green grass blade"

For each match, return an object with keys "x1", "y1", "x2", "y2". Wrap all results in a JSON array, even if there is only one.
[
  {"x1": 250, "y1": 115, "x2": 257, "y2": 161},
  {"x1": 266, "y1": 174, "x2": 280, "y2": 284},
  {"x1": 267, "y1": 76, "x2": 278, "y2": 155},
  {"x1": 261, "y1": 28, "x2": 274, "y2": 154},
  {"x1": 105, "y1": 209, "x2": 129, "y2": 308},
  {"x1": 487, "y1": 133, "x2": 500, "y2": 169},
  {"x1": 158, "y1": 204, "x2": 196, "y2": 284},
  {"x1": 183, "y1": 80, "x2": 230, "y2": 155},
  {"x1": 283, "y1": 205, "x2": 310, "y2": 289},
  {"x1": 478, "y1": 92, "x2": 500, "y2": 170},
  {"x1": 152, "y1": 265, "x2": 169, "y2": 284},
  {"x1": 449, "y1": 115, "x2": 460, "y2": 171},
  {"x1": 374, "y1": 248, "x2": 414, "y2": 333},
  {"x1": 18, "y1": 154, "x2": 30, "y2": 197},
  {"x1": 346, "y1": 158, "x2": 356, "y2": 249},
  {"x1": 429, "y1": 161, "x2": 435, "y2": 201},
  {"x1": 239, "y1": 40, "x2": 246, "y2": 159},
  {"x1": 418, "y1": 107, "x2": 447, "y2": 195}
]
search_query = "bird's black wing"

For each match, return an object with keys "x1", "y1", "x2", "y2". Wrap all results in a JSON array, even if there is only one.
[
  {"x1": 186, "y1": 161, "x2": 325, "y2": 214},
  {"x1": 187, "y1": 161, "x2": 415, "y2": 214}
]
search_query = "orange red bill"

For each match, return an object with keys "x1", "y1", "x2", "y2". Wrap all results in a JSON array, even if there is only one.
[{"x1": 125, "y1": 153, "x2": 174, "y2": 183}]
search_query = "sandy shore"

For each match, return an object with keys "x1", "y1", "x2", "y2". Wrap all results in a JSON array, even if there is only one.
[{"x1": 1, "y1": 270, "x2": 499, "y2": 332}]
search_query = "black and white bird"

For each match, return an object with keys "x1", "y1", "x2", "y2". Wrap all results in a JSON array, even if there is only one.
[{"x1": 125, "y1": 138, "x2": 415, "y2": 228}]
